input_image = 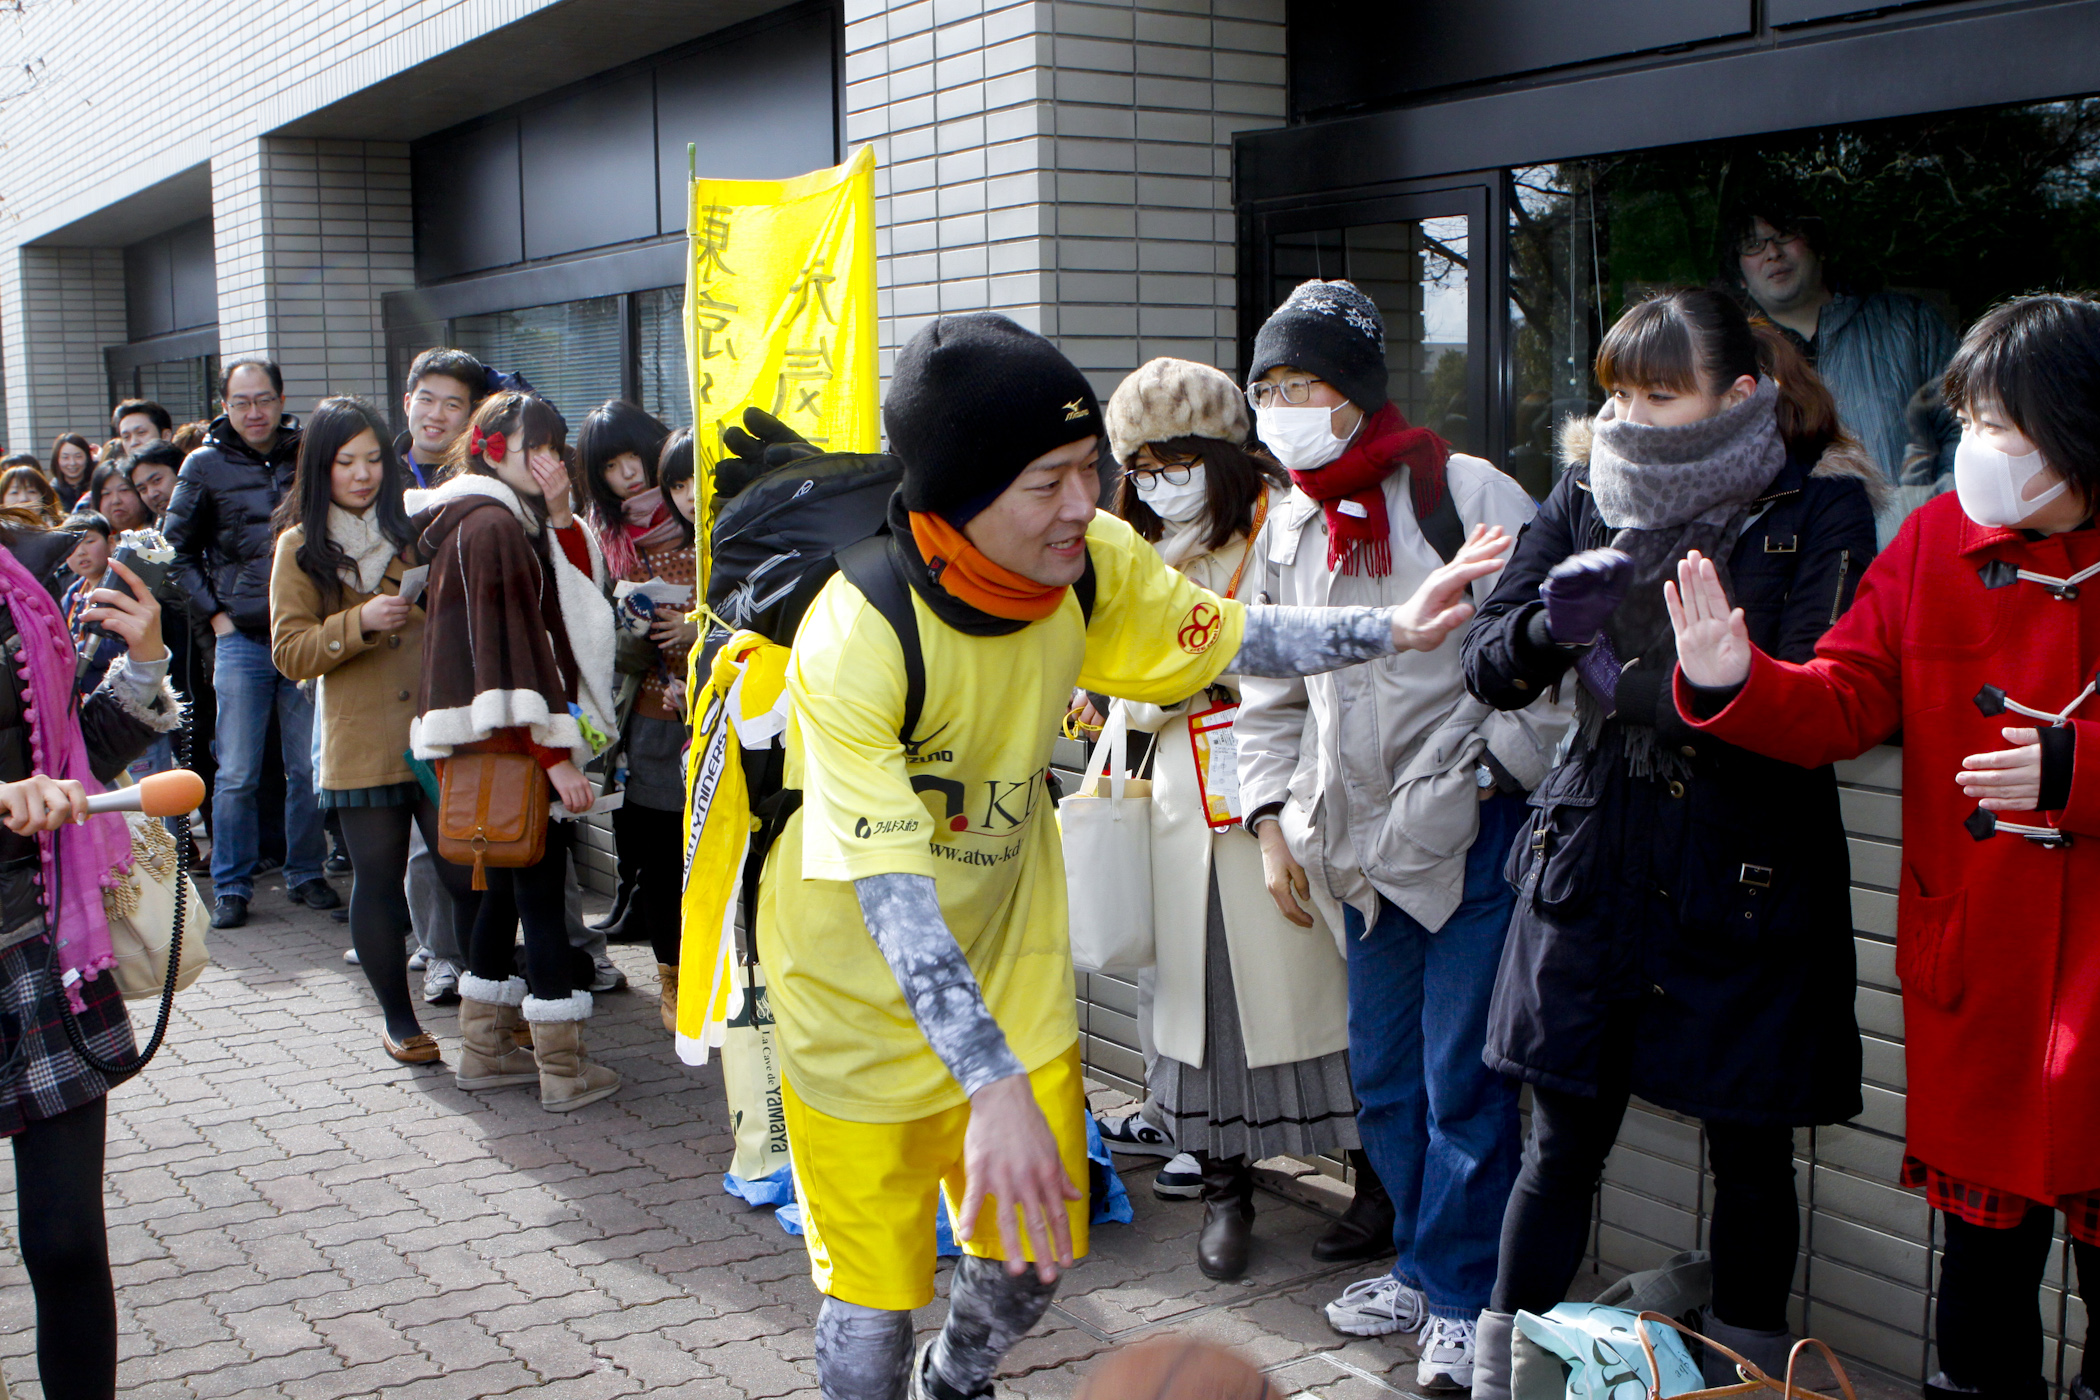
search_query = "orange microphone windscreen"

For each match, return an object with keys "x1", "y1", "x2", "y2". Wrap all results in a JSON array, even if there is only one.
[{"x1": 136, "y1": 769, "x2": 207, "y2": 818}]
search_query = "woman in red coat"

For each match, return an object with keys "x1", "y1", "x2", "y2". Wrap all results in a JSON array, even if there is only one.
[{"x1": 1668, "y1": 293, "x2": 2100, "y2": 1400}]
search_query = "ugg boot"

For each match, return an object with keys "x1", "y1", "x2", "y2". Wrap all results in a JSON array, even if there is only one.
[
  {"x1": 1196, "y1": 1154, "x2": 1256, "y2": 1280},
  {"x1": 658, "y1": 963, "x2": 678, "y2": 1035},
  {"x1": 455, "y1": 975, "x2": 538, "y2": 1089},
  {"x1": 1701, "y1": 1316, "x2": 1795, "y2": 1389},
  {"x1": 524, "y1": 992, "x2": 621, "y2": 1112},
  {"x1": 1473, "y1": 1310, "x2": 1516, "y2": 1400},
  {"x1": 1313, "y1": 1150, "x2": 1396, "y2": 1262}
]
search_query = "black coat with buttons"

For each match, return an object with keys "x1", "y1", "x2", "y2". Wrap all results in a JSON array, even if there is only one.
[{"x1": 1460, "y1": 442, "x2": 1878, "y2": 1126}]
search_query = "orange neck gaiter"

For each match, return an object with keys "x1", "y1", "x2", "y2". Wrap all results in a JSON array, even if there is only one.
[{"x1": 908, "y1": 511, "x2": 1068, "y2": 622}]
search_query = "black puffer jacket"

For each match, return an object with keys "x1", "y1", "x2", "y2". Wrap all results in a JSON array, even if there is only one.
[
  {"x1": 163, "y1": 415, "x2": 303, "y2": 639},
  {"x1": 1460, "y1": 430, "x2": 1880, "y2": 1127}
]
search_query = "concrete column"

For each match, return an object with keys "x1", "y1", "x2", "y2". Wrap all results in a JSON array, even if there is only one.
[
  {"x1": 213, "y1": 136, "x2": 414, "y2": 414},
  {"x1": 0, "y1": 245, "x2": 128, "y2": 453},
  {"x1": 843, "y1": 0, "x2": 1285, "y2": 401}
]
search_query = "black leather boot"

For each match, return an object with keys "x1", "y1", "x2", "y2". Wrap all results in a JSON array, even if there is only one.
[
  {"x1": 1196, "y1": 1154, "x2": 1255, "y2": 1281},
  {"x1": 1312, "y1": 1150, "x2": 1397, "y2": 1263}
]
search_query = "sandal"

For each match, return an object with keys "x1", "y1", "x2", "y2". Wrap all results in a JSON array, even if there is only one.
[{"x1": 383, "y1": 1031, "x2": 441, "y2": 1064}]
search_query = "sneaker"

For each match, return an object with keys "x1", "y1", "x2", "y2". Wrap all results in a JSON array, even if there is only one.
[
  {"x1": 210, "y1": 895, "x2": 248, "y2": 929},
  {"x1": 291, "y1": 878, "x2": 342, "y2": 911},
  {"x1": 1416, "y1": 1315, "x2": 1476, "y2": 1391},
  {"x1": 325, "y1": 850, "x2": 352, "y2": 875},
  {"x1": 422, "y1": 959, "x2": 461, "y2": 1005},
  {"x1": 343, "y1": 946, "x2": 360, "y2": 965},
  {"x1": 407, "y1": 947, "x2": 430, "y2": 972},
  {"x1": 1324, "y1": 1273, "x2": 1428, "y2": 1338},
  {"x1": 588, "y1": 953, "x2": 627, "y2": 993},
  {"x1": 1095, "y1": 1108, "x2": 1175, "y2": 1157},
  {"x1": 1152, "y1": 1152, "x2": 1202, "y2": 1200}
]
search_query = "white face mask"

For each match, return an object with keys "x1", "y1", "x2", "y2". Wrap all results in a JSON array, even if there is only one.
[
  {"x1": 1256, "y1": 404, "x2": 1353, "y2": 473},
  {"x1": 1954, "y1": 432, "x2": 2067, "y2": 528},
  {"x1": 1133, "y1": 467, "x2": 1208, "y2": 526}
]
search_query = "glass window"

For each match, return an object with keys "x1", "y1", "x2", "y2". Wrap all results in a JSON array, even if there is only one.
[
  {"x1": 1508, "y1": 98, "x2": 2100, "y2": 526},
  {"x1": 636, "y1": 287, "x2": 692, "y2": 430},
  {"x1": 454, "y1": 296, "x2": 624, "y2": 427},
  {"x1": 131, "y1": 355, "x2": 217, "y2": 428},
  {"x1": 1270, "y1": 215, "x2": 1471, "y2": 447}
]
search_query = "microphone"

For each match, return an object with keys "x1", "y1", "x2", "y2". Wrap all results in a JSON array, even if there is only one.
[{"x1": 84, "y1": 770, "x2": 207, "y2": 818}]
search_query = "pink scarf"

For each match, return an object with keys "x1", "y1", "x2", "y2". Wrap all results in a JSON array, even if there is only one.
[
  {"x1": 594, "y1": 489, "x2": 683, "y2": 582},
  {"x1": 0, "y1": 547, "x2": 131, "y2": 1010}
]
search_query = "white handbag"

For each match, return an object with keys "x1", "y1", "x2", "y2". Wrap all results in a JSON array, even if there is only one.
[
  {"x1": 1059, "y1": 702, "x2": 1155, "y2": 975},
  {"x1": 104, "y1": 811, "x2": 210, "y2": 1000}
]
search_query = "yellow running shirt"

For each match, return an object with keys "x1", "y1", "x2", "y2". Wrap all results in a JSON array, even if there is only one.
[{"x1": 758, "y1": 509, "x2": 1247, "y2": 1122}]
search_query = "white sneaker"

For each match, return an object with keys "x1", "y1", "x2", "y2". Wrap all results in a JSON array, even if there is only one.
[
  {"x1": 421, "y1": 959, "x2": 460, "y2": 1005},
  {"x1": 1416, "y1": 1314, "x2": 1476, "y2": 1391},
  {"x1": 408, "y1": 947, "x2": 430, "y2": 972},
  {"x1": 1324, "y1": 1273, "x2": 1428, "y2": 1337},
  {"x1": 588, "y1": 953, "x2": 627, "y2": 993},
  {"x1": 1095, "y1": 1108, "x2": 1175, "y2": 1157},
  {"x1": 1152, "y1": 1151, "x2": 1203, "y2": 1200}
]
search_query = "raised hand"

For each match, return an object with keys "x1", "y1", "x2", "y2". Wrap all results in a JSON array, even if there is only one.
[
  {"x1": 1390, "y1": 524, "x2": 1513, "y2": 653},
  {"x1": 1663, "y1": 552, "x2": 1751, "y2": 689},
  {"x1": 1540, "y1": 547, "x2": 1633, "y2": 645},
  {"x1": 84, "y1": 559, "x2": 166, "y2": 664}
]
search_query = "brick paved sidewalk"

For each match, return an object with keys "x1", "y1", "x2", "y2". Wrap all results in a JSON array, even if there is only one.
[{"x1": 0, "y1": 872, "x2": 1863, "y2": 1400}]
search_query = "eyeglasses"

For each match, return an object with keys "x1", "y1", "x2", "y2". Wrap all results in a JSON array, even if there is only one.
[
  {"x1": 1246, "y1": 376, "x2": 1324, "y2": 410},
  {"x1": 1126, "y1": 452, "x2": 1202, "y2": 487},
  {"x1": 1736, "y1": 231, "x2": 1804, "y2": 259},
  {"x1": 227, "y1": 394, "x2": 281, "y2": 414}
]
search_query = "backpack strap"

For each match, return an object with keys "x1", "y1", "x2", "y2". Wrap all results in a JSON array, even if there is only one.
[
  {"x1": 1074, "y1": 549, "x2": 1097, "y2": 624},
  {"x1": 1417, "y1": 482, "x2": 1466, "y2": 565},
  {"x1": 836, "y1": 535, "x2": 926, "y2": 748}
]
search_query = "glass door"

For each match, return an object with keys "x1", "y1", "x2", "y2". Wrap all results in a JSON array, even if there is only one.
[{"x1": 1243, "y1": 181, "x2": 1502, "y2": 472}]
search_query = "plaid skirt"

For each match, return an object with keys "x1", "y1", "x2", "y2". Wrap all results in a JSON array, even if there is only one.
[
  {"x1": 0, "y1": 928, "x2": 133, "y2": 1138},
  {"x1": 1903, "y1": 1156, "x2": 2100, "y2": 1246}
]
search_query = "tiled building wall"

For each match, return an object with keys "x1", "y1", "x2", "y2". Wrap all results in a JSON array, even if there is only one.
[
  {"x1": 214, "y1": 138, "x2": 416, "y2": 413},
  {"x1": 0, "y1": 248, "x2": 128, "y2": 452},
  {"x1": 842, "y1": 0, "x2": 1286, "y2": 398}
]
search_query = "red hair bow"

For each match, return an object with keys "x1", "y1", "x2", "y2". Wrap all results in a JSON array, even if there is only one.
[{"x1": 471, "y1": 427, "x2": 509, "y2": 461}]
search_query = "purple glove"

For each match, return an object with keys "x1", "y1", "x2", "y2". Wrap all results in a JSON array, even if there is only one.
[{"x1": 1540, "y1": 548, "x2": 1634, "y2": 645}]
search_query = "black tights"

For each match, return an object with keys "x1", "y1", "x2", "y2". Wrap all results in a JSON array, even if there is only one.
[
  {"x1": 1491, "y1": 1025, "x2": 1800, "y2": 1329},
  {"x1": 336, "y1": 800, "x2": 460, "y2": 1040},
  {"x1": 16, "y1": 1096, "x2": 115, "y2": 1400},
  {"x1": 462, "y1": 822, "x2": 576, "y2": 1002},
  {"x1": 611, "y1": 803, "x2": 684, "y2": 966},
  {"x1": 1937, "y1": 1209, "x2": 2099, "y2": 1396}
]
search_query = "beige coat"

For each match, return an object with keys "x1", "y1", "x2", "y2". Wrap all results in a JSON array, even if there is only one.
[
  {"x1": 269, "y1": 527, "x2": 423, "y2": 791},
  {"x1": 1123, "y1": 494, "x2": 1351, "y2": 1071}
]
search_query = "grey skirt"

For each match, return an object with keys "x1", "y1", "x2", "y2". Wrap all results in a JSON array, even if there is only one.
[{"x1": 1148, "y1": 874, "x2": 1360, "y2": 1162}]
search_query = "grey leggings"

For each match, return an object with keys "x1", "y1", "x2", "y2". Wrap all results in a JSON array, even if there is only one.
[{"x1": 814, "y1": 1255, "x2": 1058, "y2": 1400}]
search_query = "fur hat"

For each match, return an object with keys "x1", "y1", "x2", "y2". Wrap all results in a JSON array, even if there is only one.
[
  {"x1": 1104, "y1": 358, "x2": 1250, "y2": 467},
  {"x1": 1248, "y1": 279, "x2": 1390, "y2": 413}
]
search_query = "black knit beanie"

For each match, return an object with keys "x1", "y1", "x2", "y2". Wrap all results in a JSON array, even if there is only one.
[
  {"x1": 1247, "y1": 279, "x2": 1390, "y2": 413},
  {"x1": 885, "y1": 313, "x2": 1103, "y2": 524}
]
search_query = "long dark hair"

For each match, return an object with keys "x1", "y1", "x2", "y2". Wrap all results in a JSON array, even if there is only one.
[
  {"x1": 1113, "y1": 435, "x2": 1285, "y2": 555},
  {"x1": 574, "y1": 400, "x2": 672, "y2": 525},
  {"x1": 274, "y1": 397, "x2": 412, "y2": 611},
  {"x1": 656, "y1": 429, "x2": 698, "y2": 547},
  {"x1": 1594, "y1": 286, "x2": 1843, "y2": 462},
  {"x1": 451, "y1": 391, "x2": 571, "y2": 524},
  {"x1": 1943, "y1": 293, "x2": 2100, "y2": 510},
  {"x1": 47, "y1": 433, "x2": 93, "y2": 488},
  {"x1": 88, "y1": 460, "x2": 153, "y2": 527}
]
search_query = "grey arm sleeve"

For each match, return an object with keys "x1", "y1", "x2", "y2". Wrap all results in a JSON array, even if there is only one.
[
  {"x1": 853, "y1": 872, "x2": 1026, "y2": 1097},
  {"x1": 1228, "y1": 604, "x2": 1399, "y2": 679}
]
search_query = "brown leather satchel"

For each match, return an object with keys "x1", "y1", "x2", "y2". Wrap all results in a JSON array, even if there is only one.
[{"x1": 438, "y1": 752, "x2": 549, "y2": 890}]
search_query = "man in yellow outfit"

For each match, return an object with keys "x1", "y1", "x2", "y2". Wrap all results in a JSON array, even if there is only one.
[{"x1": 761, "y1": 313, "x2": 1510, "y2": 1400}]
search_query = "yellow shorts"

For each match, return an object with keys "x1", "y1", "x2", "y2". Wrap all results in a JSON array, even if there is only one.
[{"x1": 782, "y1": 1041, "x2": 1091, "y2": 1312}]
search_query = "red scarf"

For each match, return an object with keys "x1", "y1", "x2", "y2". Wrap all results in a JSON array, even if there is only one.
[
  {"x1": 908, "y1": 512, "x2": 1068, "y2": 622},
  {"x1": 1287, "y1": 403, "x2": 1451, "y2": 577}
]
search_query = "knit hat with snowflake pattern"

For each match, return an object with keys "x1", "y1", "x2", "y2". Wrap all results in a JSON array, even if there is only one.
[{"x1": 1247, "y1": 279, "x2": 1390, "y2": 414}]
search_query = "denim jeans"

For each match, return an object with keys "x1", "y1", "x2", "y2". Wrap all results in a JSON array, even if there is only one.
[
  {"x1": 1341, "y1": 792, "x2": 1525, "y2": 1320},
  {"x1": 210, "y1": 630, "x2": 325, "y2": 898}
]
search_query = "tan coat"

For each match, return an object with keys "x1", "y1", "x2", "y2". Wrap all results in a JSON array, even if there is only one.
[
  {"x1": 1123, "y1": 492, "x2": 1350, "y2": 1070},
  {"x1": 269, "y1": 526, "x2": 422, "y2": 791}
]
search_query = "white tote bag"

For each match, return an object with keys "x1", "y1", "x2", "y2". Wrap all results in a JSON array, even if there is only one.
[{"x1": 1059, "y1": 702, "x2": 1155, "y2": 974}]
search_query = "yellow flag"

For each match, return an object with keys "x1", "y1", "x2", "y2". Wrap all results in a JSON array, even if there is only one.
[{"x1": 685, "y1": 145, "x2": 879, "y2": 604}]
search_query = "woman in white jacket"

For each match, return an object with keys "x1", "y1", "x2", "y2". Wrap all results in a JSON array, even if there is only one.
[{"x1": 1096, "y1": 358, "x2": 1359, "y2": 1282}]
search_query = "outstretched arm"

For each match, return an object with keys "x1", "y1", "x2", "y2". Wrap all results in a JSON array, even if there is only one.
[
  {"x1": 852, "y1": 873, "x2": 1078, "y2": 1282},
  {"x1": 1228, "y1": 525, "x2": 1514, "y2": 678}
]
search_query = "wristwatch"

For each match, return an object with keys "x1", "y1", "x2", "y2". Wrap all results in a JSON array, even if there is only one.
[{"x1": 1475, "y1": 763, "x2": 1497, "y2": 791}]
